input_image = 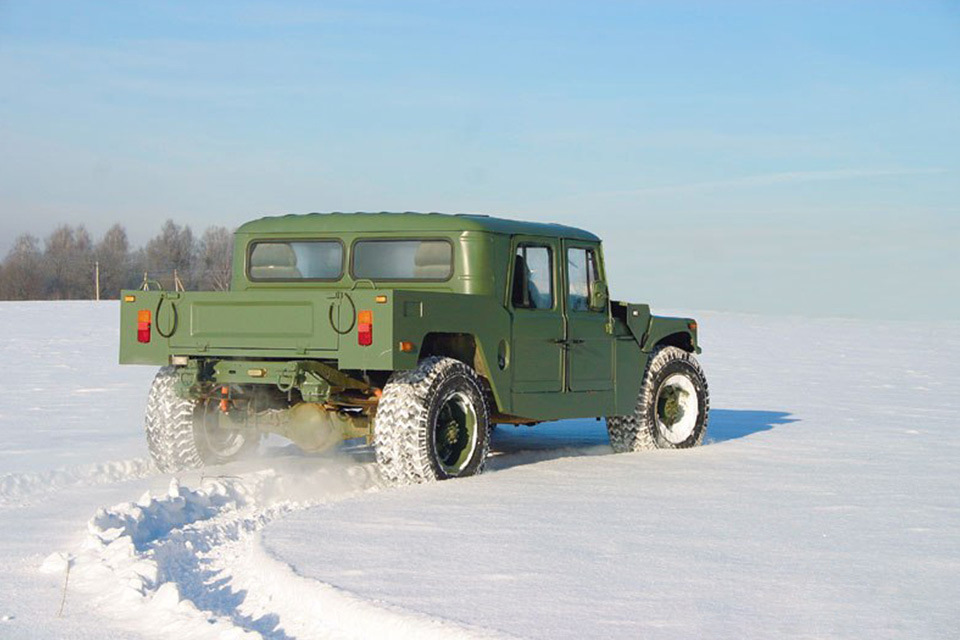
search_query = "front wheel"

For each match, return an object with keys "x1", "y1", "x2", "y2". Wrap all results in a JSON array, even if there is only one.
[
  {"x1": 144, "y1": 367, "x2": 260, "y2": 472},
  {"x1": 606, "y1": 346, "x2": 709, "y2": 452},
  {"x1": 374, "y1": 357, "x2": 490, "y2": 485}
]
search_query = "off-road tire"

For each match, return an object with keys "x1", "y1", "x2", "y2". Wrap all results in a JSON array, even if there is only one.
[
  {"x1": 606, "y1": 346, "x2": 709, "y2": 452},
  {"x1": 374, "y1": 356, "x2": 490, "y2": 485},
  {"x1": 144, "y1": 366, "x2": 259, "y2": 472}
]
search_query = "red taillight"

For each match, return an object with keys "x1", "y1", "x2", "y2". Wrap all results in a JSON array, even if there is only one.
[
  {"x1": 137, "y1": 309, "x2": 151, "y2": 343},
  {"x1": 358, "y1": 309, "x2": 373, "y2": 346}
]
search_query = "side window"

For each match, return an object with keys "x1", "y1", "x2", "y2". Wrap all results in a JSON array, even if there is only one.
[
  {"x1": 567, "y1": 247, "x2": 599, "y2": 312},
  {"x1": 511, "y1": 245, "x2": 554, "y2": 310}
]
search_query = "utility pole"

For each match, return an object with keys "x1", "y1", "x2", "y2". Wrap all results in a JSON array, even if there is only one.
[{"x1": 95, "y1": 261, "x2": 100, "y2": 301}]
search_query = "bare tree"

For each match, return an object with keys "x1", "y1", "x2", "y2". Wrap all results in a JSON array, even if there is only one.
[
  {"x1": 0, "y1": 234, "x2": 44, "y2": 300},
  {"x1": 0, "y1": 219, "x2": 238, "y2": 298},
  {"x1": 145, "y1": 220, "x2": 196, "y2": 290},
  {"x1": 128, "y1": 246, "x2": 147, "y2": 289},
  {"x1": 95, "y1": 224, "x2": 131, "y2": 299},
  {"x1": 197, "y1": 226, "x2": 234, "y2": 291},
  {"x1": 43, "y1": 225, "x2": 74, "y2": 298},
  {"x1": 43, "y1": 225, "x2": 94, "y2": 299},
  {"x1": 71, "y1": 226, "x2": 94, "y2": 297}
]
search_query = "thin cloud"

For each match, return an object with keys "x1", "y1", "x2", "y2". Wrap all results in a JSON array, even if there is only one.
[{"x1": 592, "y1": 168, "x2": 949, "y2": 199}]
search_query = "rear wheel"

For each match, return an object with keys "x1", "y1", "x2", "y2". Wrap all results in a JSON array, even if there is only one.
[
  {"x1": 374, "y1": 357, "x2": 490, "y2": 485},
  {"x1": 145, "y1": 367, "x2": 259, "y2": 472},
  {"x1": 606, "y1": 346, "x2": 709, "y2": 452}
]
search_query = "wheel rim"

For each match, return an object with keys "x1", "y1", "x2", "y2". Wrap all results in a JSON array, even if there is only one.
[
  {"x1": 655, "y1": 373, "x2": 699, "y2": 444},
  {"x1": 197, "y1": 399, "x2": 248, "y2": 459},
  {"x1": 433, "y1": 391, "x2": 479, "y2": 475}
]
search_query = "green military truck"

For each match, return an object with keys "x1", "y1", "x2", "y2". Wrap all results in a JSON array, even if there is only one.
[{"x1": 120, "y1": 212, "x2": 709, "y2": 484}]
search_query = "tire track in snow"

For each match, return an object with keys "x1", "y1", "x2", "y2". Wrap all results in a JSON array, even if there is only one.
[
  {"x1": 0, "y1": 457, "x2": 156, "y2": 507},
  {"x1": 212, "y1": 531, "x2": 509, "y2": 640},
  {"x1": 42, "y1": 457, "x2": 507, "y2": 640}
]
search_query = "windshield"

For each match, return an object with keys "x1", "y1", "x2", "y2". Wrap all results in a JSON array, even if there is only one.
[
  {"x1": 248, "y1": 241, "x2": 343, "y2": 280},
  {"x1": 352, "y1": 239, "x2": 453, "y2": 281}
]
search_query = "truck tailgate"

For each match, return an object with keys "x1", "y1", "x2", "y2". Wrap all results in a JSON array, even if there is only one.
[{"x1": 119, "y1": 290, "x2": 347, "y2": 365}]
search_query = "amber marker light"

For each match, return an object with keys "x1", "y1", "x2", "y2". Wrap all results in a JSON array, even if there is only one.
[
  {"x1": 124, "y1": 295, "x2": 136, "y2": 303},
  {"x1": 375, "y1": 295, "x2": 388, "y2": 303},
  {"x1": 399, "y1": 341, "x2": 415, "y2": 353},
  {"x1": 688, "y1": 321, "x2": 698, "y2": 331}
]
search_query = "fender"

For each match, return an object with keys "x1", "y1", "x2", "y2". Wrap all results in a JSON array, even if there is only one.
[
  {"x1": 617, "y1": 302, "x2": 699, "y2": 354},
  {"x1": 643, "y1": 316, "x2": 700, "y2": 354}
]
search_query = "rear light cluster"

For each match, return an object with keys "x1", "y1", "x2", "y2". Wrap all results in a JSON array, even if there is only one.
[
  {"x1": 358, "y1": 310, "x2": 373, "y2": 346},
  {"x1": 137, "y1": 309, "x2": 152, "y2": 343},
  {"x1": 356, "y1": 309, "x2": 414, "y2": 352}
]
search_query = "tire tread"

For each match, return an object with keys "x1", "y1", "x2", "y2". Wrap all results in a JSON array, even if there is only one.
[{"x1": 606, "y1": 346, "x2": 710, "y2": 452}]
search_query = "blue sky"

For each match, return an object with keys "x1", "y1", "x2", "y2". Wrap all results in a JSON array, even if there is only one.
[{"x1": 1, "y1": 1, "x2": 957, "y2": 319}]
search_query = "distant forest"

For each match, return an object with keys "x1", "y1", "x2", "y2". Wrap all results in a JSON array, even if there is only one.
[{"x1": 0, "y1": 220, "x2": 233, "y2": 300}]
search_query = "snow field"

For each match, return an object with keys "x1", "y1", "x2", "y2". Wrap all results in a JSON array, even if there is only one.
[
  {"x1": 262, "y1": 312, "x2": 960, "y2": 639},
  {"x1": 1, "y1": 302, "x2": 958, "y2": 639},
  {"x1": 0, "y1": 302, "x2": 157, "y2": 475}
]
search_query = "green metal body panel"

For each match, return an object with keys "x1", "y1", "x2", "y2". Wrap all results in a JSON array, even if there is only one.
[
  {"x1": 642, "y1": 315, "x2": 700, "y2": 353},
  {"x1": 119, "y1": 212, "x2": 699, "y2": 423}
]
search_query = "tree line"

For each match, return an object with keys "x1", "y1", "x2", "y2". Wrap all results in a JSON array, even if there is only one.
[{"x1": 0, "y1": 220, "x2": 234, "y2": 300}]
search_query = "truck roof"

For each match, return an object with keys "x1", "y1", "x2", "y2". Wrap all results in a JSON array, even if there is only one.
[{"x1": 236, "y1": 212, "x2": 600, "y2": 242}]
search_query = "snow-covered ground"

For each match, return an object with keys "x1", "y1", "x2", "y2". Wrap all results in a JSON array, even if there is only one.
[{"x1": 0, "y1": 301, "x2": 957, "y2": 639}]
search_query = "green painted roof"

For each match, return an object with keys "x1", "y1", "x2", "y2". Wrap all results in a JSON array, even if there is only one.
[{"x1": 236, "y1": 212, "x2": 600, "y2": 242}]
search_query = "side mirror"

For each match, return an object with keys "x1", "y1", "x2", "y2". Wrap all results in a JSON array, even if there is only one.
[{"x1": 590, "y1": 280, "x2": 609, "y2": 311}]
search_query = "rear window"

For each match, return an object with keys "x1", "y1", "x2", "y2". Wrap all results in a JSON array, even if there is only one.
[
  {"x1": 248, "y1": 241, "x2": 343, "y2": 280},
  {"x1": 352, "y1": 239, "x2": 453, "y2": 281}
]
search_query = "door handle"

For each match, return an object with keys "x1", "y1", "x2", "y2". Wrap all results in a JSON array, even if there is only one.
[{"x1": 550, "y1": 338, "x2": 584, "y2": 347}]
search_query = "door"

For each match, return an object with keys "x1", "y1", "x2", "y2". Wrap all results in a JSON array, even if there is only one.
[
  {"x1": 509, "y1": 238, "x2": 564, "y2": 393},
  {"x1": 564, "y1": 242, "x2": 614, "y2": 391}
]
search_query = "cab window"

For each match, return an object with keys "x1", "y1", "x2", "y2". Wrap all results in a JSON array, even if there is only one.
[
  {"x1": 512, "y1": 245, "x2": 553, "y2": 310},
  {"x1": 567, "y1": 247, "x2": 599, "y2": 312},
  {"x1": 352, "y1": 239, "x2": 453, "y2": 281},
  {"x1": 248, "y1": 241, "x2": 343, "y2": 280}
]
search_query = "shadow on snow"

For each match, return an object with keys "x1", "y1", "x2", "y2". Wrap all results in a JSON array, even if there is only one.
[
  {"x1": 707, "y1": 409, "x2": 798, "y2": 444},
  {"x1": 486, "y1": 409, "x2": 797, "y2": 471}
]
